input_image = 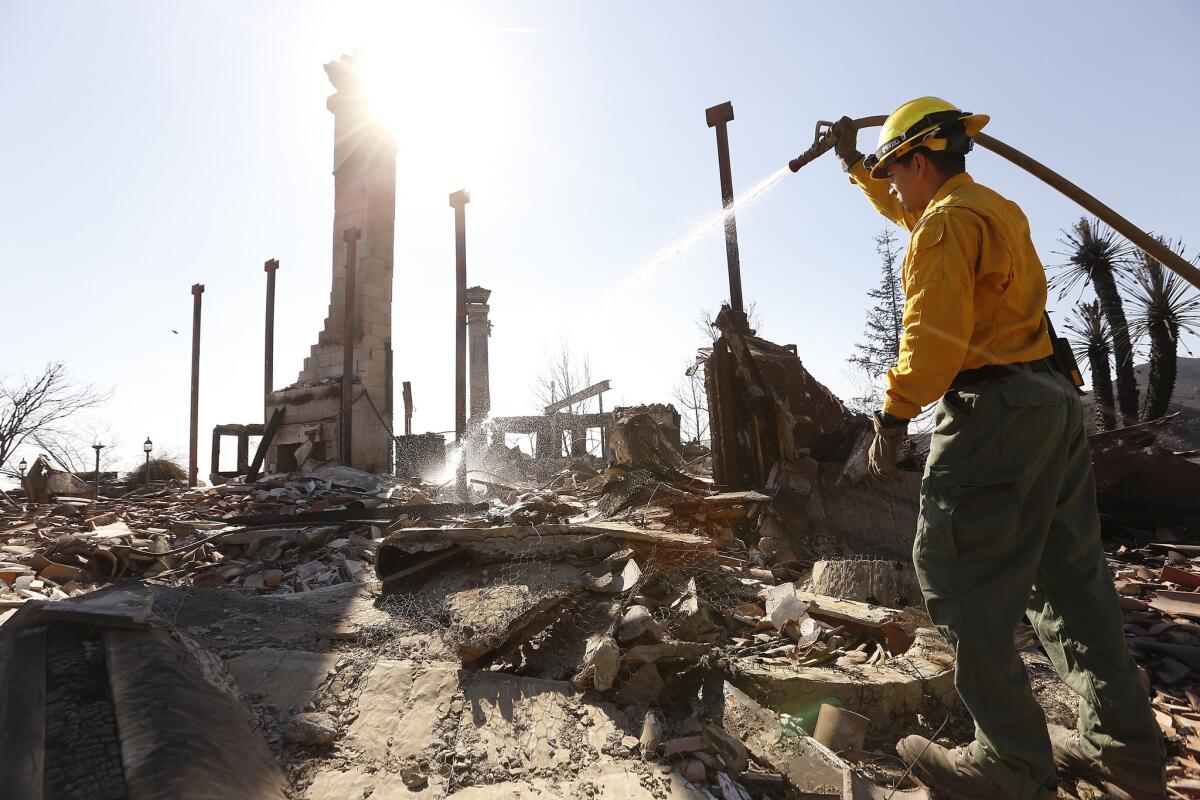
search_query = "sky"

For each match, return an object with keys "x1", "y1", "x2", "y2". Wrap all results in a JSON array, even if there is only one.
[{"x1": 2, "y1": 0, "x2": 1198, "y2": 480}]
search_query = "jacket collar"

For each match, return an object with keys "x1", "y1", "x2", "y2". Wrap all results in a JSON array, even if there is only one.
[{"x1": 927, "y1": 172, "x2": 973, "y2": 211}]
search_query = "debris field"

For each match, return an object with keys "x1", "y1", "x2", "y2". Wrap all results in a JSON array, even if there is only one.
[{"x1": 4, "y1": 376, "x2": 1200, "y2": 799}]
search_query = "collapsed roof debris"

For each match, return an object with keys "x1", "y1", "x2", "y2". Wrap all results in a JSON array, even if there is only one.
[{"x1": 8, "y1": 379, "x2": 1196, "y2": 798}]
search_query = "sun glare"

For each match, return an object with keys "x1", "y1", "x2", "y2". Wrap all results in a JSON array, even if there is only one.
[{"x1": 335, "y1": 2, "x2": 514, "y2": 191}]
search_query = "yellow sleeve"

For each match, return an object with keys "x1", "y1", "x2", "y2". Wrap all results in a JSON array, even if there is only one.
[
  {"x1": 882, "y1": 210, "x2": 980, "y2": 419},
  {"x1": 847, "y1": 159, "x2": 920, "y2": 231}
]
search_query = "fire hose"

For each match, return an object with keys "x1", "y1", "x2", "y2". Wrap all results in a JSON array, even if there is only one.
[{"x1": 788, "y1": 116, "x2": 1200, "y2": 291}]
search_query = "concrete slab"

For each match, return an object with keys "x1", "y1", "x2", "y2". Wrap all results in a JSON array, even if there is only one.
[
  {"x1": 226, "y1": 647, "x2": 339, "y2": 711},
  {"x1": 344, "y1": 659, "x2": 460, "y2": 761},
  {"x1": 304, "y1": 766, "x2": 435, "y2": 799},
  {"x1": 728, "y1": 627, "x2": 956, "y2": 732},
  {"x1": 459, "y1": 673, "x2": 618, "y2": 773}
]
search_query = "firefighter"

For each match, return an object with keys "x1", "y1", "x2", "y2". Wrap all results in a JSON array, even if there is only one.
[{"x1": 833, "y1": 97, "x2": 1165, "y2": 799}]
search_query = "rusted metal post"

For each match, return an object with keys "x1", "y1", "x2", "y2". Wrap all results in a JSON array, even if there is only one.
[
  {"x1": 189, "y1": 283, "x2": 204, "y2": 487},
  {"x1": 705, "y1": 101, "x2": 744, "y2": 314},
  {"x1": 340, "y1": 228, "x2": 361, "y2": 466},
  {"x1": 449, "y1": 190, "x2": 470, "y2": 498},
  {"x1": 264, "y1": 259, "x2": 278, "y2": 418},
  {"x1": 402, "y1": 381, "x2": 413, "y2": 435}
]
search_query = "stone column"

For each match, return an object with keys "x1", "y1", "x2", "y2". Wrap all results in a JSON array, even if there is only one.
[
  {"x1": 466, "y1": 287, "x2": 492, "y2": 424},
  {"x1": 283, "y1": 54, "x2": 397, "y2": 473}
]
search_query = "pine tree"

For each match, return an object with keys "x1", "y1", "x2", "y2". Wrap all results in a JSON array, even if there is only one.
[{"x1": 850, "y1": 229, "x2": 905, "y2": 379}]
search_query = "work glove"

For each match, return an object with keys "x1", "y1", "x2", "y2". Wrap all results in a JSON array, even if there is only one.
[
  {"x1": 868, "y1": 410, "x2": 908, "y2": 482},
  {"x1": 831, "y1": 115, "x2": 864, "y2": 173}
]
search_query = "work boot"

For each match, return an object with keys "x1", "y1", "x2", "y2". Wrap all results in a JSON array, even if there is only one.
[
  {"x1": 1048, "y1": 725, "x2": 1167, "y2": 800},
  {"x1": 895, "y1": 736, "x2": 1008, "y2": 799}
]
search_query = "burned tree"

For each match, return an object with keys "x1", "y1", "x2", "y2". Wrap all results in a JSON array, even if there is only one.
[
  {"x1": 0, "y1": 363, "x2": 108, "y2": 478},
  {"x1": 1066, "y1": 300, "x2": 1116, "y2": 432},
  {"x1": 673, "y1": 365, "x2": 709, "y2": 443},
  {"x1": 1054, "y1": 219, "x2": 1138, "y2": 425},
  {"x1": 531, "y1": 343, "x2": 596, "y2": 456},
  {"x1": 1124, "y1": 240, "x2": 1200, "y2": 421}
]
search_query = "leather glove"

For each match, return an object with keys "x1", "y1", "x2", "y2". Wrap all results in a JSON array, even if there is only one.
[
  {"x1": 868, "y1": 410, "x2": 908, "y2": 482},
  {"x1": 831, "y1": 115, "x2": 864, "y2": 173}
]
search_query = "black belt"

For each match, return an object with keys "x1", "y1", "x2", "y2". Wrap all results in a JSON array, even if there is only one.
[{"x1": 948, "y1": 358, "x2": 1056, "y2": 391}]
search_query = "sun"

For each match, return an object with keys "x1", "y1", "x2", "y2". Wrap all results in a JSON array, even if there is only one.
[{"x1": 335, "y1": 2, "x2": 513, "y2": 191}]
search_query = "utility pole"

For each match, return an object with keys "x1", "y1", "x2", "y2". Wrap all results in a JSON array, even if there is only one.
[
  {"x1": 449, "y1": 190, "x2": 470, "y2": 499},
  {"x1": 188, "y1": 283, "x2": 204, "y2": 487},
  {"x1": 705, "y1": 101, "x2": 744, "y2": 315},
  {"x1": 264, "y1": 259, "x2": 279, "y2": 419},
  {"x1": 340, "y1": 229, "x2": 361, "y2": 466}
]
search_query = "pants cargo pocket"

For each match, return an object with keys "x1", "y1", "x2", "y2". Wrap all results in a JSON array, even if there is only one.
[{"x1": 925, "y1": 462, "x2": 1026, "y2": 565}]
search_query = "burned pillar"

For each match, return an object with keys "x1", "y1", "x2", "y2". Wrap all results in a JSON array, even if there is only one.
[
  {"x1": 465, "y1": 286, "x2": 492, "y2": 424},
  {"x1": 705, "y1": 101, "x2": 745, "y2": 316},
  {"x1": 449, "y1": 191, "x2": 470, "y2": 444},
  {"x1": 449, "y1": 191, "x2": 470, "y2": 499},
  {"x1": 263, "y1": 259, "x2": 278, "y2": 418},
  {"x1": 189, "y1": 283, "x2": 204, "y2": 487},
  {"x1": 266, "y1": 54, "x2": 397, "y2": 474}
]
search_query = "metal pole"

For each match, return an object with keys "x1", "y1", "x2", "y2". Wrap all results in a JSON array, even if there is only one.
[
  {"x1": 402, "y1": 380, "x2": 413, "y2": 436},
  {"x1": 264, "y1": 259, "x2": 278, "y2": 418},
  {"x1": 340, "y1": 228, "x2": 361, "y2": 466},
  {"x1": 189, "y1": 283, "x2": 204, "y2": 487},
  {"x1": 705, "y1": 101, "x2": 743, "y2": 313},
  {"x1": 449, "y1": 190, "x2": 470, "y2": 498},
  {"x1": 145, "y1": 450, "x2": 150, "y2": 493},
  {"x1": 92, "y1": 443, "x2": 103, "y2": 501}
]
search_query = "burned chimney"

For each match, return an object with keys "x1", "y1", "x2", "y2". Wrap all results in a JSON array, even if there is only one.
[{"x1": 266, "y1": 54, "x2": 397, "y2": 473}]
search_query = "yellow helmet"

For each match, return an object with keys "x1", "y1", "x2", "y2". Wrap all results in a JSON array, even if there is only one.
[{"x1": 863, "y1": 96, "x2": 990, "y2": 180}]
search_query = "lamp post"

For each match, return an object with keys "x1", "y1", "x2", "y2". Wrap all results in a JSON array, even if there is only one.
[
  {"x1": 91, "y1": 443, "x2": 104, "y2": 501},
  {"x1": 18, "y1": 458, "x2": 27, "y2": 479},
  {"x1": 143, "y1": 437, "x2": 153, "y2": 493}
]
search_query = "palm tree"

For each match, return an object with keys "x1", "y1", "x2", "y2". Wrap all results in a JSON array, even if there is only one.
[
  {"x1": 1053, "y1": 218, "x2": 1138, "y2": 426},
  {"x1": 1124, "y1": 240, "x2": 1200, "y2": 421},
  {"x1": 1065, "y1": 301, "x2": 1116, "y2": 432}
]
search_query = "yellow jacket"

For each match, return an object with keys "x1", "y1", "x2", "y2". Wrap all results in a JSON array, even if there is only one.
[{"x1": 848, "y1": 160, "x2": 1053, "y2": 419}]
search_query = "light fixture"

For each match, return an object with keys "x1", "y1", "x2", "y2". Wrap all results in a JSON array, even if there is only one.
[{"x1": 143, "y1": 437, "x2": 153, "y2": 492}]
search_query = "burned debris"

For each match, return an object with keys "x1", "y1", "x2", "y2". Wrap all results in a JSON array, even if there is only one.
[{"x1": 7, "y1": 50, "x2": 1200, "y2": 800}]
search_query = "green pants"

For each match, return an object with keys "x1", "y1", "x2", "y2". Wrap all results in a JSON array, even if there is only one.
[{"x1": 914, "y1": 370, "x2": 1165, "y2": 799}]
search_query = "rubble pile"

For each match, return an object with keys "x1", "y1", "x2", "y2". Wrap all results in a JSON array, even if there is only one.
[
  {"x1": 3, "y1": 371, "x2": 1199, "y2": 798},
  {"x1": 1109, "y1": 540, "x2": 1200, "y2": 777},
  {"x1": 0, "y1": 467, "x2": 458, "y2": 614},
  {"x1": 0, "y1": 446, "x2": 946, "y2": 799}
]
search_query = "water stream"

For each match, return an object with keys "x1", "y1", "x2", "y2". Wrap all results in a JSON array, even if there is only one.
[{"x1": 605, "y1": 164, "x2": 793, "y2": 304}]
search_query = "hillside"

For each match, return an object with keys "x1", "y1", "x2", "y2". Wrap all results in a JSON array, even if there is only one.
[{"x1": 1082, "y1": 356, "x2": 1200, "y2": 450}]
